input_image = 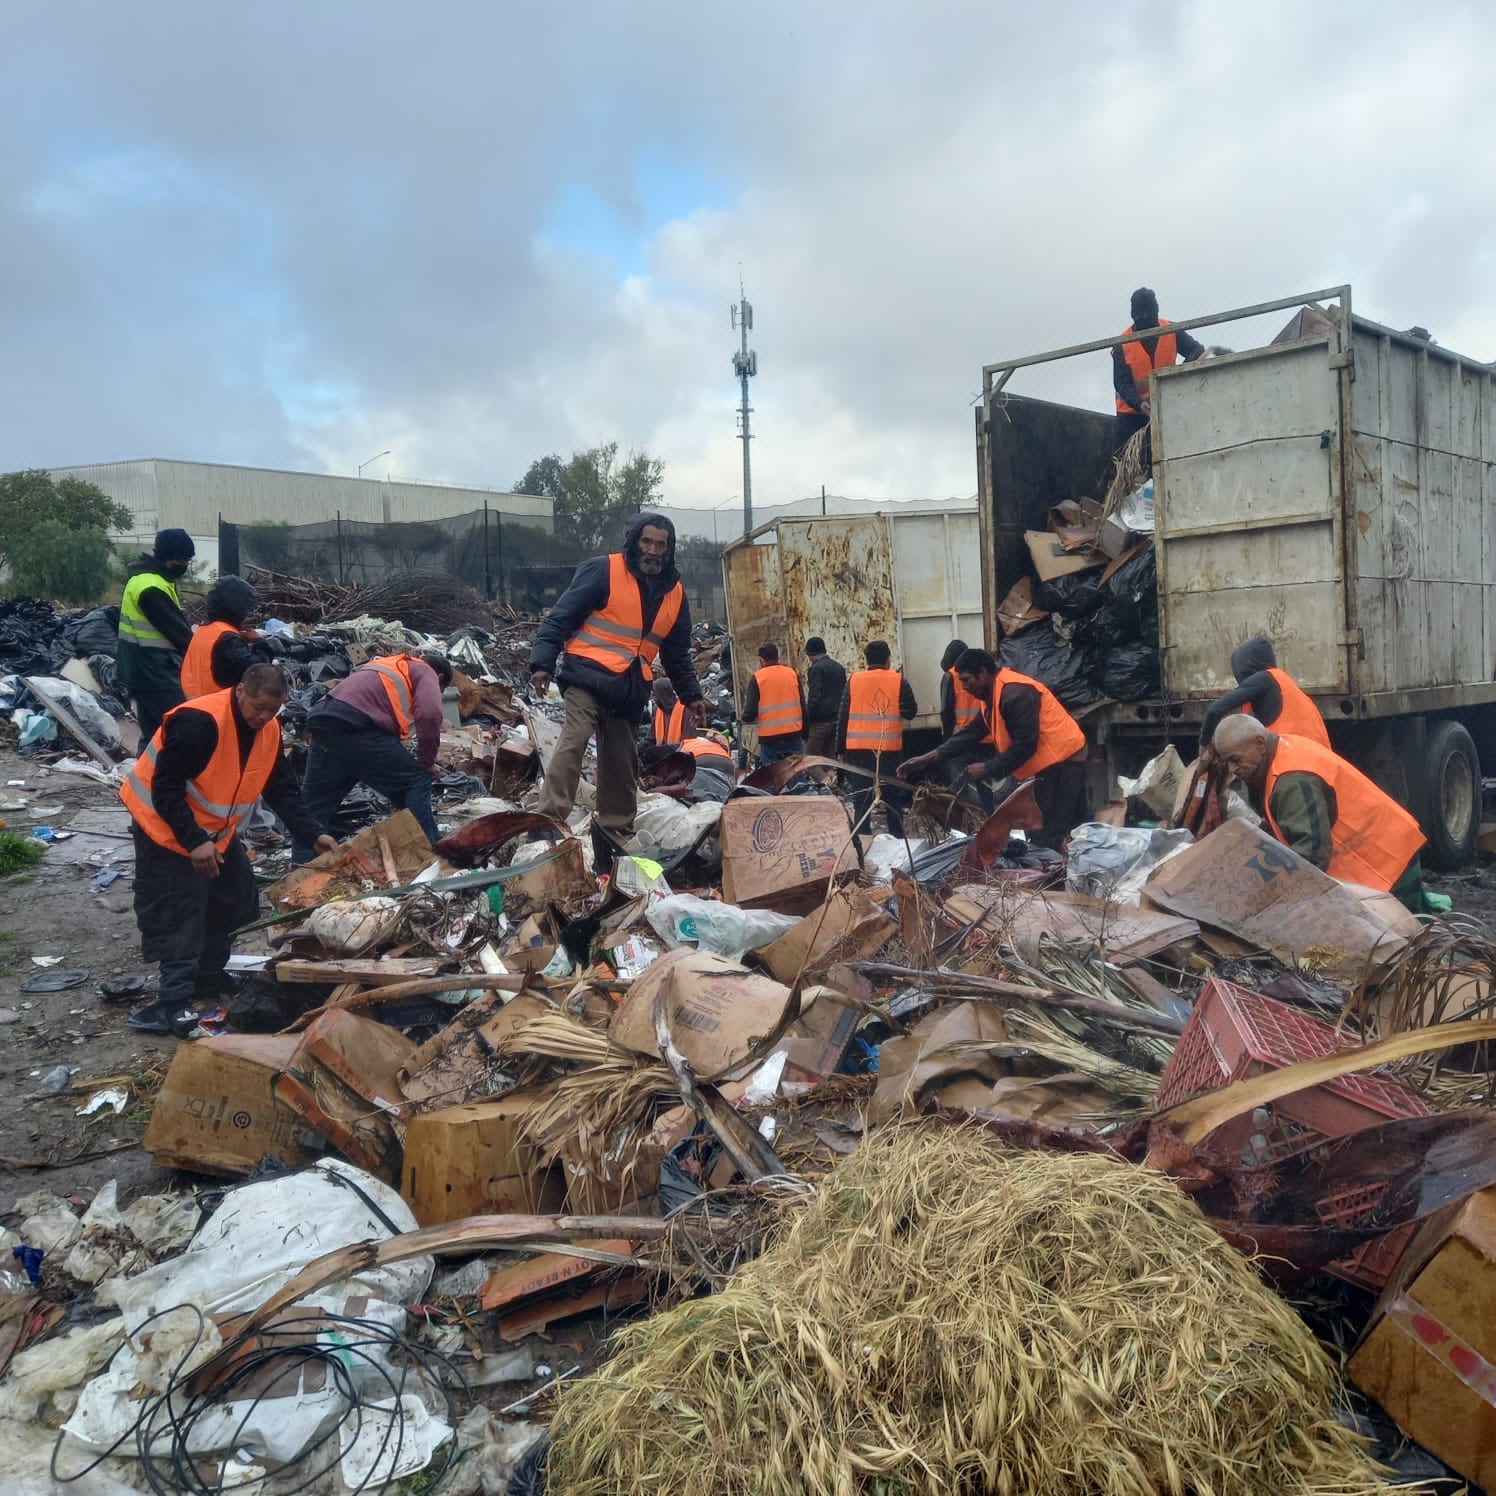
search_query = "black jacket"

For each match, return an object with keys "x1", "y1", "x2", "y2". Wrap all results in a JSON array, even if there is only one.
[
  {"x1": 1199, "y1": 636, "x2": 1281, "y2": 745},
  {"x1": 530, "y1": 513, "x2": 702, "y2": 719},
  {"x1": 805, "y1": 654, "x2": 847, "y2": 726},
  {"x1": 935, "y1": 680, "x2": 1043, "y2": 779}
]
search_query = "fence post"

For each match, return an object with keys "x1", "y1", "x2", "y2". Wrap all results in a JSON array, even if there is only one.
[
  {"x1": 496, "y1": 510, "x2": 506, "y2": 606},
  {"x1": 483, "y1": 503, "x2": 492, "y2": 600},
  {"x1": 336, "y1": 511, "x2": 345, "y2": 585}
]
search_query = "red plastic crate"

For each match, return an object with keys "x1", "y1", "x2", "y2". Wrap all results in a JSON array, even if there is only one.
[{"x1": 1155, "y1": 979, "x2": 1428, "y2": 1290}]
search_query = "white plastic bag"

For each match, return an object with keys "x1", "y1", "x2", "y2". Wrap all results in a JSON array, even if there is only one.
[
  {"x1": 647, "y1": 893, "x2": 800, "y2": 960},
  {"x1": 306, "y1": 895, "x2": 403, "y2": 956},
  {"x1": 1065, "y1": 823, "x2": 1193, "y2": 905}
]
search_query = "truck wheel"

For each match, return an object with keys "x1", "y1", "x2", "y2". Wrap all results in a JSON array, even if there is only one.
[{"x1": 1421, "y1": 720, "x2": 1480, "y2": 868}]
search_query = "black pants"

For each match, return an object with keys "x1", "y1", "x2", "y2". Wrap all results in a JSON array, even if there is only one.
[
  {"x1": 295, "y1": 717, "x2": 439, "y2": 860},
  {"x1": 132, "y1": 826, "x2": 259, "y2": 1005},
  {"x1": 132, "y1": 682, "x2": 186, "y2": 746},
  {"x1": 843, "y1": 749, "x2": 909, "y2": 834},
  {"x1": 1033, "y1": 759, "x2": 1091, "y2": 851}
]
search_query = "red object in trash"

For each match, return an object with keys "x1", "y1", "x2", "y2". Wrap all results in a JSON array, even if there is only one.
[{"x1": 1155, "y1": 978, "x2": 1429, "y2": 1290}]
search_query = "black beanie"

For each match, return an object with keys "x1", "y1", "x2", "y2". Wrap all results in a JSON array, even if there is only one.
[{"x1": 153, "y1": 528, "x2": 196, "y2": 562}]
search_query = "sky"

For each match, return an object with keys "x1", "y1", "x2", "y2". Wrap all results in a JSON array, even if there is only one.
[{"x1": 6, "y1": 1, "x2": 1494, "y2": 516}]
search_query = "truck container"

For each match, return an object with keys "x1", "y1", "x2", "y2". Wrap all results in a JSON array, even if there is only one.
[
  {"x1": 721, "y1": 508, "x2": 982, "y2": 741},
  {"x1": 977, "y1": 286, "x2": 1496, "y2": 865}
]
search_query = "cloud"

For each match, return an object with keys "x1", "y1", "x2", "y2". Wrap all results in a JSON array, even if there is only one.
[{"x1": 3, "y1": 1, "x2": 1493, "y2": 515}]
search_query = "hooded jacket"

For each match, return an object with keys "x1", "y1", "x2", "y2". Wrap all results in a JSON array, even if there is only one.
[
  {"x1": 116, "y1": 555, "x2": 193, "y2": 696},
  {"x1": 193, "y1": 575, "x2": 268, "y2": 691},
  {"x1": 530, "y1": 512, "x2": 702, "y2": 719},
  {"x1": 1200, "y1": 636, "x2": 1329, "y2": 747}
]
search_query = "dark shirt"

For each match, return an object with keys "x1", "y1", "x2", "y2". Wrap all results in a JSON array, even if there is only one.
[
  {"x1": 1199, "y1": 671, "x2": 1283, "y2": 746},
  {"x1": 741, "y1": 669, "x2": 805, "y2": 726},
  {"x1": 1261, "y1": 770, "x2": 1337, "y2": 870},
  {"x1": 804, "y1": 655, "x2": 846, "y2": 726},
  {"x1": 939, "y1": 672, "x2": 956, "y2": 738},
  {"x1": 207, "y1": 629, "x2": 268, "y2": 690},
  {"x1": 149, "y1": 701, "x2": 325, "y2": 852},
  {"x1": 934, "y1": 680, "x2": 1042, "y2": 779},
  {"x1": 836, "y1": 670, "x2": 917, "y2": 752},
  {"x1": 529, "y1": 555, "x2": 701, "y2": 719},
  {"x1": 137, "y1": 583, "x2": 194, "y2": 655},
  {"x1": 1112, "y1": 327, "x2": 1206, "y2": 412}
]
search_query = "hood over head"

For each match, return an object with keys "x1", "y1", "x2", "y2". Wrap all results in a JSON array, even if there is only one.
[
  {"x1": 1230, "y1": 635, "x2": 1277, "y2": 683},
  {"x1": 624, "y1": 511, "x2": 679, "y2": 585},
  {"x1": 207, "y1": 574, "x2": 258, "y2": 625}
]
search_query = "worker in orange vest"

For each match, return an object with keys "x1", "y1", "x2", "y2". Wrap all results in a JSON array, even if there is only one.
[
  {"x1": 530, "y1": 513, "x2": 705, "y2": 837},
  {"x1": 1113, "y1": 287, "x2": 1204, "y2": 452},
  {"x1": 180, "y1": 576, "x2": 265, "y2": 699},
  {"x1": 1199, "y1": 636, "x2": 1330, "y2": 750},
  {"x1": 839, "y1": 640, "x2": 917, "y2": 828},
  {"x1": 742, "y1": 641, "x2": 806, "y2": 763},
  {"x1": 649, "y1": 678, "x2": 687, "y2": 745},
  {"x1": 120, "y1": 664, "x2": 336, "y2": 1034},
  {"x1": 1211, "y1": 715, "x2": 1426, "y2": 896},
  {"x1": 901, "y1": 647, "x2": 1088, "y2": 849}
]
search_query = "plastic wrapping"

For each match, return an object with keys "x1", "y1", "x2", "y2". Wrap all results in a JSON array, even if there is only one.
[
  {"x1": 1065, "y1": 823, "x2": 1194, "y2": 904},
  {"x1": 646, "y1": 893, "x2": 800, "y2": 960},
  {"x1": 998, "y1": 626, "x2": 1100, "y2": 709}
]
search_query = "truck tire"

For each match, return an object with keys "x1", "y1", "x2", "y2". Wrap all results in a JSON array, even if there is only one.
[{"x1": 1420, "y1": 720, "x2": 1480, "y2": 868}]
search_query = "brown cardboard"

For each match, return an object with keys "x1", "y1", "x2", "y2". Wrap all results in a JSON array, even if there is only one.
[
  {"x1": 1143, "y1": 818, "x2": 1408, "y2": 983},
  {"x1": 400, "y1": 1087, "x2": 566, "y2": 1225},
  {"x1": 1025, "y1": 529, "x2": 1105, "y2": 582},
  {"x1": 1348, "y1": 1188, "x2": 1496, "y2": 1490},
  {"x1": 400, "y1": 992, "x2": 554, "y2": 1111},
  {"x1": 610, "y1": 948, "x2": 796, "y2": 1080},
  {"x1": 503, "y1": 836, "x2": 594, "y2": 919},
  {"x1": 757, "y1": 882, "x2": 895, "y2": 985},
  {"x1": 777, "y1": 988, "x2": 862, "y2": 1083},
  {"x1": 870, "y1": 1004, "x2": 1011, "y2": 1124},
  {"x1": 144, "y1": 1035, "x2": 323, "y2": 1176},
  {"x1": 502, "y1": 912, "x2": 560, "y2": 973},
  {"x1": 718, "y1": 796, "x2": 858, "y2": 913},
  {"x1": 266, "y1": 810, "x2": 435, "y2": 910},
  {"x1": 479, "y1": 1238, "x2": 642, "y2": 1312},
  {"x1": 995, "y1": 576, "x2": 1049, "y2": 637}
]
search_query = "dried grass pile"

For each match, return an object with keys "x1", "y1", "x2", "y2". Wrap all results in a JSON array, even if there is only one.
[{"x1": 546, "y1": 1123, "x2": 1394, "y2": 1496}]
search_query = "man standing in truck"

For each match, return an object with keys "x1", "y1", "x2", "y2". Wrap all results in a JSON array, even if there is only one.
[
  {"x1": 1198, "y1": 636, "x2": 1331, "y2": 750},
  {"x1": 1113, "y1": 288, "x2": 1205, "y2": 451}
]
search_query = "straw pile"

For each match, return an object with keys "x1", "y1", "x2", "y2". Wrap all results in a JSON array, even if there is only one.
[{"x1": 546, "y1": 1124, "x2": 1394, "y2": 1495}]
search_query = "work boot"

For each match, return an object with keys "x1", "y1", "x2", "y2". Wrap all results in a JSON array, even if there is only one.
[{"x1": 126, "y1": 998, "x2": 211, "y2": 1036}]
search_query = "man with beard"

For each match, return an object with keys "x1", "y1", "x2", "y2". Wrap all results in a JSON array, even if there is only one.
[{"x1": 530, "y1": 513, "x2": 706, "y2": 838}]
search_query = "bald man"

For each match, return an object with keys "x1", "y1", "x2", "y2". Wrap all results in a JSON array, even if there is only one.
[{"x1": 1210, "y1": 716, "x2": 1425, "y2": 895}]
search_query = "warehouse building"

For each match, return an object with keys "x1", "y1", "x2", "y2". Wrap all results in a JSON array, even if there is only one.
[{"x1": 46, "y1": 458, "x2": 553, "y2": 574}]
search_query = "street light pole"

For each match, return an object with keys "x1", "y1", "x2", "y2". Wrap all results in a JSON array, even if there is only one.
[{"x1": 358, "y1": 449, "x2": 392, "y2": 479}]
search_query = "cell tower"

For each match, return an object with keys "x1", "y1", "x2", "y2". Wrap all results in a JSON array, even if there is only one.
[{"x1": 731, "y1": 282, "x2": 757, "y2": 537}]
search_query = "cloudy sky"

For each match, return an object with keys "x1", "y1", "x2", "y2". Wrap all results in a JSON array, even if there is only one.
[{"x1": 6, "y1": 1, "x2": 1493, "y2": 515}]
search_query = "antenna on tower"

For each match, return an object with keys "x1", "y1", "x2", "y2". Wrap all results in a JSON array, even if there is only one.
[{"x1": 731, "y1": 278, "x2": 757, "y2": 537}]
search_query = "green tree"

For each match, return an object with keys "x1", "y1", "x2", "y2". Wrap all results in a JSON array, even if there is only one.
[
  {"x1": 514, "y1": 443, "x2": 666, "y2": 554},
  {"x1": 7, "y1": 520, "x2": 117, "y2": 604},
  {"x1": 0, "y1": 470, "x2": 131, "y2": 576}
]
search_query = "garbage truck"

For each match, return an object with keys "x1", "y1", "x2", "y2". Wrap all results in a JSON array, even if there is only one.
[{"x1": 976, "y1": 285, "x2": 1496, "y2": 865}]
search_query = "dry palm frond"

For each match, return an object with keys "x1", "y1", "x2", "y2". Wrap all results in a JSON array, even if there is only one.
[
  {"x1": 1102, "y1": 426, "x2": 1150, "y2": 517},
  {"x1": 548, "y1": 1123, "x2": 1396, "y2": 1495},
  {"x1": 1033, "y1": 937, "x2": 1178, "y2": 1070},
  {"x1": 997, "y1": 1008, "x2": 1160, "y2": 1102}
]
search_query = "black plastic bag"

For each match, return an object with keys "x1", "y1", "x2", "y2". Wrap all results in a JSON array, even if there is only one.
[
  {"x1": 1100, "y1": 642, "x2": 1160, "y2": 702},
  {"x1": 1034, "y1": 572, "x2": 1106, "y2": 620},
  {"x1": 1100, "y1": 545, "x2": 1159, "y2": 646},
  {"x1": 999, "y1": 626, "x2": 1100, "y2": 709}
]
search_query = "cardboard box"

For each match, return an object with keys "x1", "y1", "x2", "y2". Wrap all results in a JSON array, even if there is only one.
[
  {"x1": 1024, "y1": 529, "x2": 1105, "y2": 583},
  {"x1": 611, "y1": 948, "x2": 796, "y2": 1080},
  {"x1": 757, "y1": 881, "x2": 895, "y2": 985},
  {"x1": 995, "y1": 577, "x2": 1049, "y2": 637},
  {"x1": 266, "y1": 810, "x2": 435, "y2": 910},
  {"x1": 144, "y1": 1035, "x2": 323, "y2": 1176},
  {"x1": 400, "y1": 992, "x2": 553, "y2": 1111},
  {"x1": 400, "y1": 1087, "x2": 566, "y2": 1225},
  {"x1": 503, "y1": 836, "x2": 594, "y2": 920},
  {"x1": 1348, "y1": 1188, "x2": 1496, "y2": 1490},
  {"x1": 719, "y1": 796, "x2": 858, "y2": 913},
  {"x1": 777, "y1": 988, "x2": 862, "y2": 1083},
  {"x1": 479, "y1": 1238, "x2": 642, "y2": 1312}
]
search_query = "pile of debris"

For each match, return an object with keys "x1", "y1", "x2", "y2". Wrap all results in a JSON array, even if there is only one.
[{"x1": 240, "y1": 565, "x2": 501, "y2": 638}]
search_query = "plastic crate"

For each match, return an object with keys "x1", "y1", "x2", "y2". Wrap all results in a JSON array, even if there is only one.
[{"x1": 1156, "y1": 979, "x2": 1428, "y2": 1290}]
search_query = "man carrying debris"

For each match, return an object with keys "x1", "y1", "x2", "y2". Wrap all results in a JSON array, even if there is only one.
[
  {"x1": 1211, "y1": 715, "x2": 1425, "y2": 894},
  {"x1": 530, "y1": 513, "x2": 705, "y2": 838},
  {"x1": 294, "y1": 651, "x2": 453, "y2": 858},
  {"x1": 742, "y1": 641, "x2": 806, "y2": 763},
  {"x1": 649, "y1": 677, "x2": 686, "y2": 744},
  {"x1": 117, "y1": 528, "x2": 197, "y2": 743},
  {"x1": 180, "y1": 575, "x2": 265, "y2": 697},
  {"x1": 1113, "y1": 287, "x2": 1204, "y2": 451},
  {"x1": 899, "y1": 647, "x2": 1088, "y2": 849},
  {"x1": 802, "y1": 636, "x2": 845, "y2": 757},
  {"x1": 1199, "y1": 635, "x2": 1330, "y2": 750},
  {"x1": 120, "y1": 664, "x2": 337, "y2": 1034}
]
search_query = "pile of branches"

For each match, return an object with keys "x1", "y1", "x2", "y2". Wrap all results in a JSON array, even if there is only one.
[{"x1": 244, "y1": 567, "x2": 490, "y2": 636}]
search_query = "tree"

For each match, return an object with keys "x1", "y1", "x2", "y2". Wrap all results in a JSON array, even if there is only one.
[
  {"x1": 514, "y1": 443, "x2": 666, "y2": 555},
  {"x1": 7, "y1": 520, "x2": 116, "y2": 604},
  {"x1": 0, "y1": 470, "x2": 131, "y2": 577}
]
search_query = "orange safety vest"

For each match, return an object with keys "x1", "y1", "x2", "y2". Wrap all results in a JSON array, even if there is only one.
[
  {"x1": 564, "y1": 552, "x2": 684, "y2": 674},
  {"x1": 180, "y1": 621, "x2": 242, "y2": 699},
  {"x1": 682, "y1": 736, "x2": 733, "y2": 764},
  {"x1": 366, "y1": 654, "x2": 419, "y2": 738},
  {"x1": 1116, "y1": 321, "x2": 1178, "y2": 415},
  {"x1": 120, "y1": 688, "x2": 282, "y2": 855},
  {"x1": 653, "y1": 701, "x2": 686, "y2": 743},
  {"x1": 988, "y1": 668, "x2": 1086, "y2": 779},
  {"x1": 753, "y1": 664, "x2": 803, "y2": 737},
  {"x1": 845, "y1": 668, "x2": 905, "y2": 753},
  {"x1": 1263, "y1": 733, "x2": 1424, "y2": 892},
  {"x1": 1241, "y1": 667, "x2": 1330, "y2": 748},
  {"x1": 948, "y1": 666, "x2": 983, "y2": 734}
]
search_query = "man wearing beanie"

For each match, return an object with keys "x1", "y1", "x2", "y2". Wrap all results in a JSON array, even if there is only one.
[
  {"x1": 180, "y1": 575, "x2": 266, "y2": 697},
  {"x1": 118, "y1": 528, "x2": 196, "y2": 743}
]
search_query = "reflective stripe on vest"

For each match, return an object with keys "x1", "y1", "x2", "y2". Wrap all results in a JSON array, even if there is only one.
[
  {"x1": 119, "y1": 573, "x2": 182, "y2": 651},
  {"x1": 119, "y1": 688, "x2": 282, "y2": 855},
  {"x1": 753, "y1": 664, "x2": 803, "y2": 735},
  {"x1": 1116, "y1": 321, "x2": 1178, "y2": 415},
  {"x1": 845, "y1": 669, "x2": 904, "y2": 753},
  {"x1": 367, "y1": 655, "x2": 416, "y2": 738},
  {"x1": 1242, "y1": 667, "x2": 1330, "y2": 748},
  {"x1": 653, "y1": 702, "x2": 686, "y2": 742},
  {"x1": 989, "y1": 668, "x2": 1086, "y2": 780},
  {"x1": 949, "y1": 667, "x2": 983, "y2": 732},
  {"x1": 1263, "y1": 733, "x2": 1424, "y2": 892},
  {"x1": 682, "y1": 736, "x2": 732, "y2": 763},
  {"x1": 180, "y1": 620, "x2": 239, "y2": 699},
  {"x1": 564, "y1": 553, "x2": 684, "y2": 673}
]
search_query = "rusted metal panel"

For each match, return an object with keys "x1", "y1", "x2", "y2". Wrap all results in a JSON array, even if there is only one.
[{"x1": 721, "y1": 539, "x2": 783, "y2": 721}]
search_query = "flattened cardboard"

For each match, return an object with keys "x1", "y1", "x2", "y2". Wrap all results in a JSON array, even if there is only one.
[
  {"x1": 757, "y1": 882, "x2": 895, "y2": 985},
  {"x1": 144, "y1": 1035, "x2": 322, "y2": 1176},
  {"x1": 611, "y1": 948, "x2": 796, "y2": 1080},
  {"x1": 870, "y1": 1004, "x2": 1011, "y2": 1124},
  {"x1": 995, "y1": 576, "x2": 1049, "y2": 638},
  {"x1": 267, "y1": 810, "x2": 435, "y2": 910},
  {"x1": 479, "y1": 1238, "x2": 642, "y2": 1312},
  {"x1": 1025, "y1": 529, "x2": 1105, "y2": 583},
  {"x1": 1349, "y1": 1188, "x2": 1496, "y2": 1490},
  {"x1": 719, "y1": 796, "x2": 858, "y2": 913},
  {"x1": 503, "y1": 837, "x2": 593, "y2": 919},
  {"x1": 1143, "y1": 818, "x2": 1408, "y2": 983},
  {"x1": 400, "y1": 992, "x2": 553, "y2": 1111},
  {"x1": 776, "y1": 988, "x2": 862, "y2": 1084}
]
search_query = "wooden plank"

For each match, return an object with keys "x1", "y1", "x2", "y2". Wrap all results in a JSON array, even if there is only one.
[
  {"x1": 22, "y1": 676, "x2": 115, "y2": 768},
  {"x1": 376, "y1": 833, "x2": 398, "y2": 886},
  {"x1": 275, "y1": 957, "x2": 444, "y2": 986}
]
